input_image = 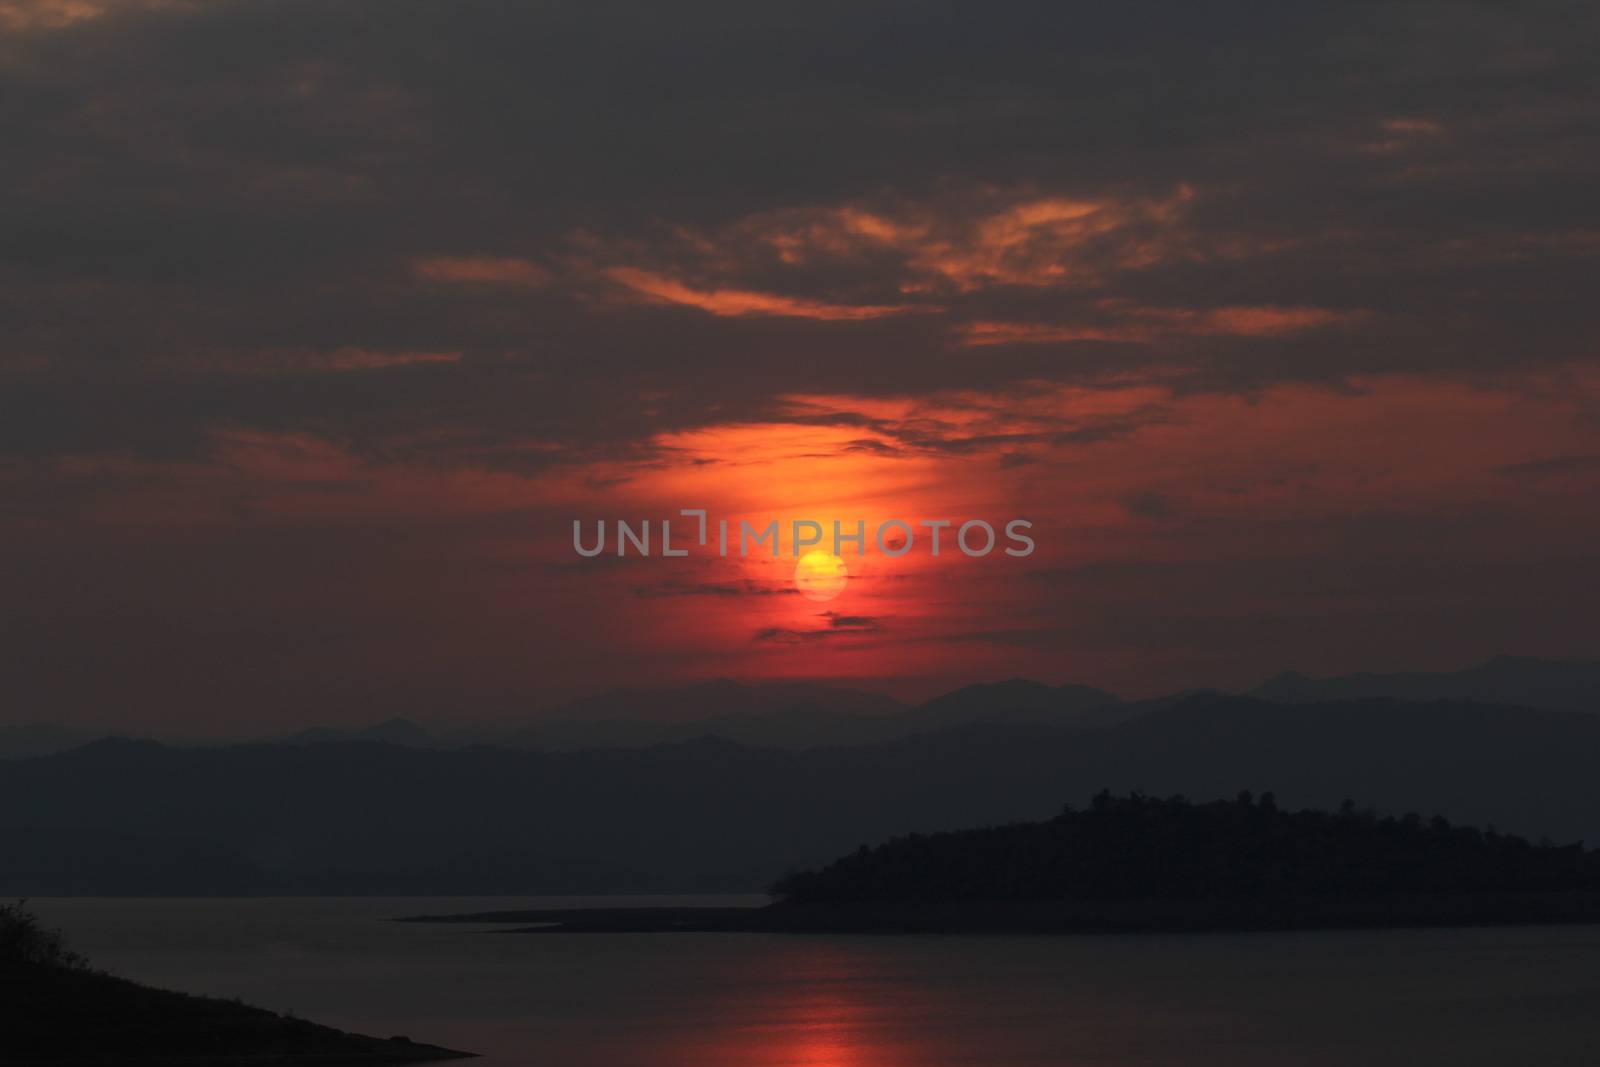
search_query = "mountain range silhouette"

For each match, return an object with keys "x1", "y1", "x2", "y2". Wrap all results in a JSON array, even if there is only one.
[{"x1": 2, "y1": 658, "x2": 1599, "y2": 894}]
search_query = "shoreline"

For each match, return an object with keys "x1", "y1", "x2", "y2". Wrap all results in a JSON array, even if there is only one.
[{"x1": 396, "y1": 892, "x2": 1600, "y2": 935}]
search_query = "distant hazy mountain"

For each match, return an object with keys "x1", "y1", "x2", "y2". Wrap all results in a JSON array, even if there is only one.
[
  {"x1": 0, "y1": 725, "x2": 90, "y2": 761},
  {"x1": 1252, "y1": 656, "x2": 1600, "y2": 712},
  {"x1": 5, "y1": 694, "x2": 1600, "y2": 895},
  {"x1": 906, "y1": 679, "x2": 1124, "y2": 730},
  {"x1": 249, "y1": 659, "x2": 1600, "y2": 754},
  {"x1": 505, "y1": 679, "x2": 903, "y2": 750},
  {"x1": 572, "y1": 678, "x2": 907, "y2": 722},
  {"x1": 3, "y1": 718, "x2": 440, "y2": 759},
  {"x1": 278, "y1": 717, "x2": 435, "y2": 748},
  {"x1": 501, "y1": 678, "x2": 1125, "y2": 751},
  {"x1": 10, "y1": 679, "x2": 1115, "y2": 756}
]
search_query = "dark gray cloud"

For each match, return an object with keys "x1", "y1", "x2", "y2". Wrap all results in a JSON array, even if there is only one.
[
  {"x1": 1496, "y1": 453, "x2": 1600, "y2": 477},
  {"x1": 753, "y1": 611, "x2": 884, "y2": 644},
  {"x1": 0, "y1": 0, "x2": 1595, "y2": 468},
  {"x1": 635, "y1": 578, "x2": 799, "y2": 598}
]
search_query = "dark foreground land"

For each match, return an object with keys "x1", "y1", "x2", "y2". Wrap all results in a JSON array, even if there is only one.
[
  {"x1": 403, "y1": 792, "x2": 1600, "y2": 935},
  {"x1": 1, "y1": 905, "x2": 472, "y2": 1065}
]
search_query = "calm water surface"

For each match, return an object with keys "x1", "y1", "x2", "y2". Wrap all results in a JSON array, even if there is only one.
[{"x1": 30, "y1": 897, "x2": 1600, "y2": 1066}]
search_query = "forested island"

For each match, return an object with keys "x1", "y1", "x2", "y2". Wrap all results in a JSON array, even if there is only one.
[
  {"x1": 406, "y1": 793, "x2": 1600, "y2": 934},
  {"x1": 0, "y1": 903, "x2": 472, "y2": 1065}
]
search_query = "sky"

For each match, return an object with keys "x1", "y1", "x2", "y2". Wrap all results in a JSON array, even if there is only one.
[{"x1": 2, "y1": 0, "x2": 1598, "y2": 736}]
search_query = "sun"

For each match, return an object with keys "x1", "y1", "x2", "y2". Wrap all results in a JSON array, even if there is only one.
[{"x1": 794, "y1": 551, "x2": 849, "y2": 602}]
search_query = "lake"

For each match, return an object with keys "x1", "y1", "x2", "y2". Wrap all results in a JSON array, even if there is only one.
[{"x1": 29, "y1": 897, "x2": 1600, "y2": 1066}]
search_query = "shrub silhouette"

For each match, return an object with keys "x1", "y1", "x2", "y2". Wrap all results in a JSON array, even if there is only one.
[{"x1": 0, "y1": 901, "x2": 87, "y2": 971}]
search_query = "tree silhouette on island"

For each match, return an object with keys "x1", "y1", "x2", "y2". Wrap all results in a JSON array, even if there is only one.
[
  {"x1": 772, "y1": 790, "x2": 1598, "y2": 905},
  {"x1": 407, "y1": 792, "x2": 1600, "y2": 934}
]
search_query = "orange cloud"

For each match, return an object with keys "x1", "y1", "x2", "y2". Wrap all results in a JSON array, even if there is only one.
[
  {"x1": 915, "y1": 193, "x2": 1190, "y2": 291},
  {"x1": 0, "y1": 0, "x2": 135, "y2": 28},
  {"x1": 1380, "y1": 116, "x2": 1444, "y2": 136},
  {"x1": 713, "y1": 186, "x2": 1206, "y2": 295},
  {"x1": 960, "y1": 304, "x2": 1356, "y2": 345},
  {"x1": 580, "y1": 185, "x2": 1308, "y2": 334},
  {"x1": 754, "y1": 207, "x2": 933, "y2": 264},
  {"x1": 0, "y1": 0, "x2": 200, "y2": 28},
  {"x1": 1198, "y1": 305, "x2": 1352, "y2": 334},
  {"x1": 605, "y1": 267, "x2": 922, "y2": 320},
  {"x1": 959, "y1": 322, "x2": 1134, "y2": 345}
]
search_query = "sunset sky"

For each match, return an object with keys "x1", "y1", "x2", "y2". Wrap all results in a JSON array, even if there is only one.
[{"x1": 3, "y1": 1, "x2": 1598, "y2": 736}]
